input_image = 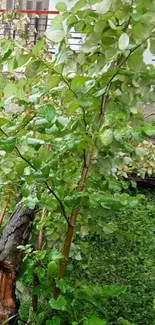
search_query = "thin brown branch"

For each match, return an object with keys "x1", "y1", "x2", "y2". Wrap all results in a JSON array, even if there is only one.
[
  {"x1": 0, "y1": 191, "x2": 11, "y2": 227},
  {"x1": 37, "y1": 207, "x2": 46, "y2": 251}
]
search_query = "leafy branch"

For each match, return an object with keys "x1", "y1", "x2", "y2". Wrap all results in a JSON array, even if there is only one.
[
  {"x1": 110, "y1": 35, "x2": 153, "y2": 85},
  {"x1": 98, "y1": 34, "x2": 153, "y2": 125},
  {"x1": 54, "y1": 31, "x2": 154, "y2": 296},
  {"x1": 0, "y1": 128, "x2": 69, "y2": 225}
]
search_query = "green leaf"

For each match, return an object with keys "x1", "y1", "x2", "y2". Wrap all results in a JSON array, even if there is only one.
[
  {"x1": 22, "y1": 196, "x2": 38, "y2": 209},
  {"x1": 55, "y1": 45, "x2": 68, "y2": 66},
  {"x1": 45, "y1": 74, "x2": 62, "y2": 90},
  {"x1": 67, "y1": 101, "x2": 79, "y2": 115},
  {"x1": 78, "y1": 97, "x2": 93, "y2": 108},
  {"x1": 32, "y1": 39, "x2": 45, "y2": 56},
  {"x1": 27, "y1": 138, "x2": 45, "y2": 147},
  {"x1": 88, "y1": 0, "x2": 99, "y2": 3},
  {"x1": 56, "y1": 116, "x2": 69, "y2": 127},
  {"x1": 118, "y1": 33, "x2": 129, "y2": 51},
  {"x1": 119, "y1": 319, "x2": 135, "y2": 325},
  {"x1": 102, "y1": 223, "x2": 116, "y2": 234},
  {"x1": 150, "y1": 38, "x2": 155, "y2": 54},
  {"x1": 71, "y1": 76, "x2": 87, "y2": 90},
  {"x1": 0, "y1": 118, "x2": 8, "y2": 126},
  {"x1": 4, "y1": 84, "x2": 17, "y2": 96},
  {"x1": 47, "y1": 261, "x2": 58, "y2": 277},
  {"x1": 99, "y1": 129, "x2": 113, "y2": 146},
  {"x1": 56, "y1": 279, "x2": 67, "y2": 293},
  {"x1": 33, "y1": 165, "x2": 50, "y2": 181},
  {"x1": 38, "y1": 104, "x2": 56, "y2": 122},
  {"x1": 35, "y1": 118, "x2": 49, "y2": 131},
  {"x1": 81, "y1": 225, "x2": 90, "y2": 237},
  {"x1": 71, "y1": 0, "x2": 87, "y2": 14},
  {"x1": 49, "y1": 249, "x2": 64, "y2": 261},
  {"x1": 51, "y1": 231, "x2": 60, "y2": 241},
  {"x1": 74, "y1": 21, "x2": 86, "y2": 33},
  {"x1": 108, "y1": 19, "x2": 116, "y2": 30},
  {"x1": 25, "y1": 60, "x2": 40, "y2": 78},
  {"x1": 46, "y1": 316, "x2": 61, "y2": 325},
  {"x1": 32, "y1": 158, "x2": 42, "y2": 169},
  {"x1": 96, "y1": 0, "x2": 112, "y2": 15},
  {"x1": 83, "y1": 315, "x2": 107, "y2": 325},
  {"x1": 66, "y1": 15, "x2": 78, "y2": 28},
  {"x1": 0, "y1": 40, "x2": 12, "y2": 57},
  {"x1": 142, "y1": 126, "x2": 155, "y2": 136},
  {"x1": 21, "y1": 184, "x2": 30, "y2": 197},
  {"x1": 33, "y1": 172, "x2": 47, "y2": 182},
  {"x1": 56, "y1": 2, "x2": 67, "y2": 11},
  {"x1": 35, "y1": 267, "x2": 45, "y2": 280},
  {"x1": 127, "y1": 54, "x2": 143, "y2": 72},
  {"x1": 49, "y1": 295, "x2": 67, "y2": 311},
  {"x1": 0, "y1": 137, "x2": 16, "y2": 153},
  {"x1": 17, "y1": 54, "x2": 31, "y2": 67},
  {"x1": 45, "y1": 30, "x2": 64, "y2": 42},
  {"x1": 16, "y1": 161, "x2": 27, "y2": 176}
]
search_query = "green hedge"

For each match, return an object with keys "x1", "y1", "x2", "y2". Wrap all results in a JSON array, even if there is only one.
[{"x1": 72, "y1": 191, "x2": 155, "y2": 324}]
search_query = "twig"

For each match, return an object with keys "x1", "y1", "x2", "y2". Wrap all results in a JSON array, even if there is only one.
[
  {"x1": 0, "y1": 191, "x2": 11, "y2": 227},
  {"x1": 108, "y1": 35, "x2": 153, "y2": 85},
  {"x1": 37, "y1": 207, "x2": 46, "y2": 250},
  {"x1": 15, "y1": 146, "x2": 37, "y2": 171},
  {"x1": 61, "y1": 74, "x2": 88, "y2": 129},
  {"x1": 15, "y1": 113, "x2": 37, "y2": 135},
  {"x1": 123, "y1": 0, "x2": 133, "y2": 32},
  {"x1": 0, "y1": 128, "x2": 8, "y2": 137},
  {"x1": 45, "y1": 182, "x2": 70, "y2": 225},
  {"x1": 98, "y1": 34, "x2": 153, "y2": 127}
]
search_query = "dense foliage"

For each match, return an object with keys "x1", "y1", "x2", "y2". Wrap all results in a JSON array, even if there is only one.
[
  {"x1": 16, "y1": 191, "x2": 155, "y2": 325},
  {"x1": 1, "y1": 0, "x2": 155, "y2": 324},
  {"x1": 69, "y1": 191, "x2": 155, "y2": 325}
]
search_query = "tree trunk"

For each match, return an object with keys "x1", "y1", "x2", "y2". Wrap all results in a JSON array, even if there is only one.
[{"x1": 0, "y1": 204, "x2": 35, "y2": 324}]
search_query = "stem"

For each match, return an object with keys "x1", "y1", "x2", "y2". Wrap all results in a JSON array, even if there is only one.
[
  {"x1": 15, "y1": 146, "x2": 37, "y2": 171},
  {"x1": 32, "y1": 207, "x2": 46, "y2": 312},
  {"x1": 0, "y1": 191, "x2": 11, "y2": 227},
  {"x1": 54, "y1": 150, "x2": 94, "y2": 298},
  {"x1": 37, "y1": 207, "x2": 46, "y2": 251},
  {"x1": 45, "y1": 182, "x2": 70, "y2": 225}
]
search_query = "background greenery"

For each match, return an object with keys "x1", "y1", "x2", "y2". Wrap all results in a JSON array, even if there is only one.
[{"x1": 70, "y1": 190, "x2": 155, "y2": 325}]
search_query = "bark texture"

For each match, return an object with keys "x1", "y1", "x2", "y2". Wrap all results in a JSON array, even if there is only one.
[{"x1": 0, "y1": 204, "x2": 35, "y2": 324}]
